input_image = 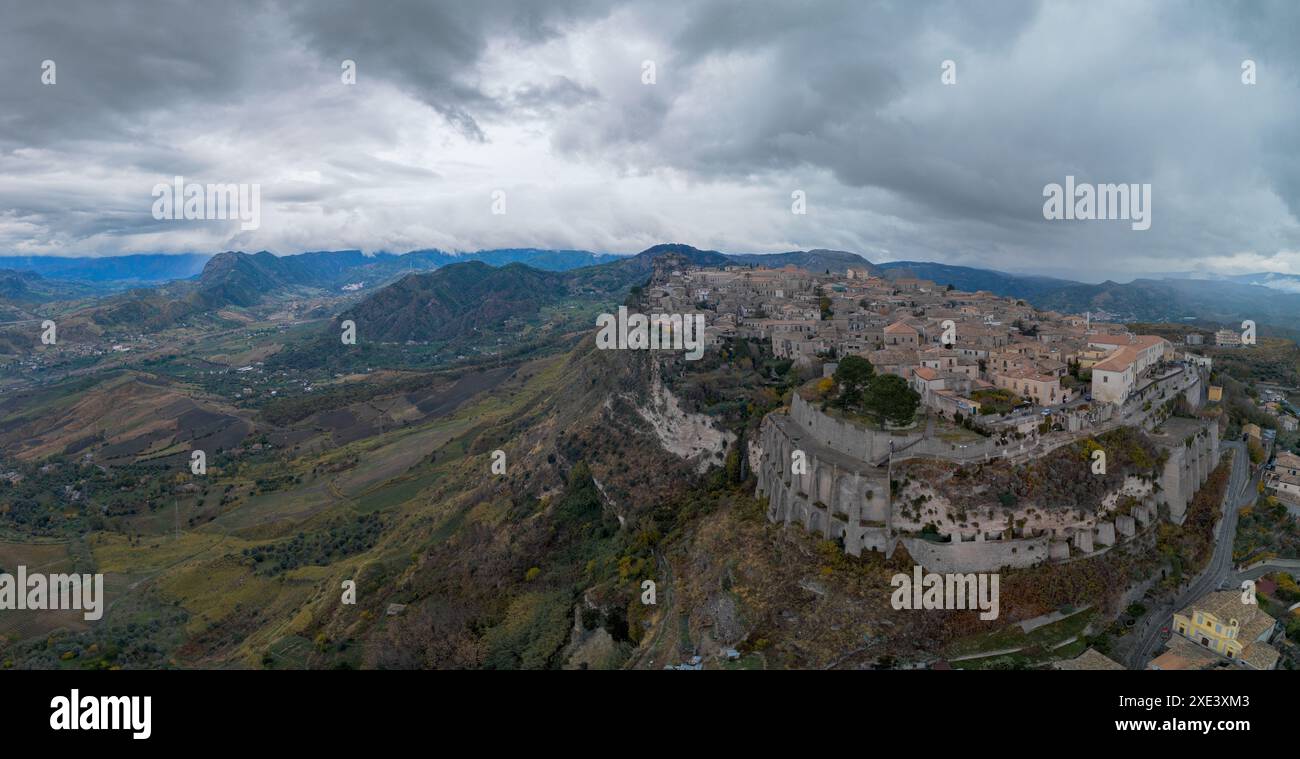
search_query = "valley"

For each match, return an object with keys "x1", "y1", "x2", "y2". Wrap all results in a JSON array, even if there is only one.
[{"x1": 0, "y1": 245, "x2": 1297, "y2": 671}]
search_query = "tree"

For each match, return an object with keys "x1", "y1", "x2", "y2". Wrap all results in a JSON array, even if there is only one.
[
  {"x1": 725, "y1": 432, "x2": 745, "y2": 484},
  {"x1": 1248, "y1": 438, "x2": 1265, "y2": 465},
  {"x1": 863, "y1": 374, "x2": 920, "y2": 426},
  {"x1": 833, "y1": 355, "x2": 875, "y2": 407}
]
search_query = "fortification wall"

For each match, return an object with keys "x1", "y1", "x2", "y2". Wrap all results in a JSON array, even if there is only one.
[
  {"x1": 1155, "y1": 420, "x2": 1219, "y2": 525},
  {"x1": 755, "y1": 413, "x2": 892, "y2": 557},
  {"x1": 897, "y1": 532, "x2": 1050, "y2": 573},
  {"x1": 755, "y1": 391, "x2": 1223, "y2": 572},
  {"x1": 788, "y1": 393, "x2": 915, "y2": 463},
  {"x1": 790, "y1": 393, "x2": 1002, "y2": 463}
]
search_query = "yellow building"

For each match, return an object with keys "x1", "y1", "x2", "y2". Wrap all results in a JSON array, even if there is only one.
[
  {"x1": 1207, "y1": 385, "x2": 1223, "y2": 402},
  {"x1": 1171, "y1": 591, "x2": 1279, "y2": 670},
  {"x1": 1075, "y1": 347, "x2": 1111, "y2": 370},
  {"x1": 993, "y1": 368, "x2": 1065, "y2": 406}
]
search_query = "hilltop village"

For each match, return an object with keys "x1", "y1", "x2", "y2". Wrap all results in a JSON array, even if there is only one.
[
  {"x1": 644, "y1": 255, "x2": 1222, "y2": 576},
  {"x1": 649, "y1": 258, "x2": 1196, "y2": 416}
]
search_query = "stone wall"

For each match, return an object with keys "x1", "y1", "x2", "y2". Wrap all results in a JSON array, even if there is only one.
[
  {"x1": 897, "y1": 531, "x2": 1051, "y2": 573},
  {"x1": 788, "y1": 393, "x2": 917, "y2": 464},
  {"x1": 789, "y1": 393, "x2": 1003, "y2": 463},
  {"x1": 754, "y1": 392, "x2": 1223, "y2": 573},
  {"x1": 754, "y1": 413, "x2": 892, "y2": 557},
  {"x1": 1152, "y1": 419, "x2": 1219, "y2": 525}
]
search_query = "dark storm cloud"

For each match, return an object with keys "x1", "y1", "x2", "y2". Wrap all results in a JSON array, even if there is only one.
[
  {"x1": 277, "y1": 0, "x2": 610, "y2": 139},
  {"x1": 541, "y1": 0, "x2": 1300, "y2": 274},
  {"x1": 0, "y1": 1, "x2": 271, "y2": 147},
  {"x1": 0, "y1": 0, "x2": 1297, "y2": 278}
]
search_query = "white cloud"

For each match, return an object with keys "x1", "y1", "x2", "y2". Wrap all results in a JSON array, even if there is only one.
[{"x1": 1, "y1": 0, "x2": 1298, "y2": 281}]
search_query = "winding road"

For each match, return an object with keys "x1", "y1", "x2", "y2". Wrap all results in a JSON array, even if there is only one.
[{"x1": 1124, "y1": 439, "x2": 1259, "y2": 668}]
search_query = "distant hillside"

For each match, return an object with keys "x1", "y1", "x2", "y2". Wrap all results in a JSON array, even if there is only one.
[
  {"x1": 731, "y1": 248, "x2": 874, "y2": 273},
  {"x1": 460, "y1": 248, "x2": 621, "y2": 269},
  {"x1": 40, "y1": 244, "x2": 1300, "y2": 340},
  {"x1": 0, "y1": 245, "x2": 859, "y2": 305},
  {"x1": 331, "y1": 244, "x2": 880, "y2": 345},
  {"x1": 587, "y1": 243, "x2": 873, "y2": 281},
  {"x1": 0, "y1": 268, "x2": 98, "y2": 304},
  {"x1": 0, "y1": 248, "x2": 617, "y2": 296},
  {"x1": 877, "y1": 261, "x2": 1079, "y2": 300},
  {"x1": 79, "y1": 248, "x2": 624, "y2": 330},
  {"x1": 331, "y1": 244, "x2": 737, "y2": 345},
  {"x1": 875, "y1": 260, "x2": 1300, "y2": 335},
  {"x1": 626, "y1": 243, "x2": 730, "y2": 270},
  {"x1": 337, "y1": 248, "x2": 622, "y2": 283},
  {"x1": 1220, "y1": 271, "x2": 1300, "y2": 295},
  {"x1": 0, "y1": 253, "x2": 211, "y2": 284},
  {"x1": 196, "y1": 250, "x2": 318, "y2": 305},
  {"x1": 1033, "y1": 278, "x2": 1300, "y2": 332},
  {"x1": 338, "y1": 261, "x2": 573, "y2": 342},
  {"x1": 84, "y1": 251, "x2": 310, "y2": 328}
]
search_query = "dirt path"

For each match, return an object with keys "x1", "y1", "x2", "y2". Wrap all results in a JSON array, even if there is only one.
[{"x1": 627, "y1": 549, "x2": 677, "y2": 669}]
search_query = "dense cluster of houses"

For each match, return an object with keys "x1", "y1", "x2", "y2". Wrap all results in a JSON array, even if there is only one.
[{"x1": 647, "y1": 260, "x2": 1182, "y2": 417}]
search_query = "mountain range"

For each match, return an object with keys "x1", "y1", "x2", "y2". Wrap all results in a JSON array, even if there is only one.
[{"x1": 6, "y1": 244, "x2": 1300, "y2": 341}]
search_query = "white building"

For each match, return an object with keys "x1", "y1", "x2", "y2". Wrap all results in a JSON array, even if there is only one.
[{"x1": 1088, "y1": 334, "x2": 1171, "y2": 404}]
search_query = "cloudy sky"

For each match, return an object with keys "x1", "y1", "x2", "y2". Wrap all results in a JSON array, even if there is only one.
[{"x1": 1, "y1": 0, "x2": 1297, "y2": 281}]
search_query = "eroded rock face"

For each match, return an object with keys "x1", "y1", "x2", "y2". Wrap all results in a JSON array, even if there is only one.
[{"x1": 635, "y1": 363, "x2": 736, "y2": 474}]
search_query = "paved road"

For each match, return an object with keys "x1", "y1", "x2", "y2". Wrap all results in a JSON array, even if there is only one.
[
  {"x1": 1230, "y1": 558, "x2": 1300, "y2": 584},
  {"x1": 1124, "y1": 440, "x2": 1256, "y2": 668}
]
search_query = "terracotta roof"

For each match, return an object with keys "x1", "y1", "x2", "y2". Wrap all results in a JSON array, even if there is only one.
[
  {"x1": 1148, "y1": 636, "x2": 1219, "y2": 670},
  {"x1": 1176, "y1": 590, "x2": 1267, "y2": 628},
  {"x1": 996, "y1": 368, "x2": 1056, "y2": 383},
  {"x1": 1092, "y1": 346, "x2": 1139, "y2": 373},
  {"x1": 1091, "y1": 335, "x2": 1169, "y2": 372},
  {"x1": 1275, "y1": 451, "x2": 1300, "y2": 470},
  {"x1": 1242, "y1": 642, "x2": 1281, "y2": 670},
  {"x1": 884, "y1": 320, "x2": 919, "y2": 334},
  {"x1": 1056, "y1": 648, "x2": 1125, "y2": 671},
  {"x1": 1088, "y1": 333, "x2": 1137, "y2": 347}
]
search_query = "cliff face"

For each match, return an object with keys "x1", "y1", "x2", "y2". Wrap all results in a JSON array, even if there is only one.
[{"x1": 632, "y1": 362, "x2": 736, "y2": 474}]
